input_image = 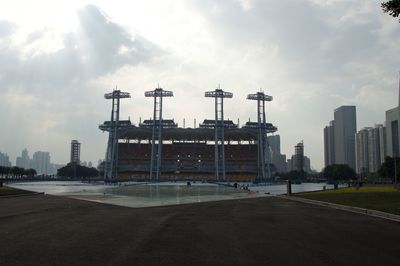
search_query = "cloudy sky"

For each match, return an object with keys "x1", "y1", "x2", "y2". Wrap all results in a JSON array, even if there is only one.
[{"x1": 0, "y1": 0, "x2": 399, "y2": 170}]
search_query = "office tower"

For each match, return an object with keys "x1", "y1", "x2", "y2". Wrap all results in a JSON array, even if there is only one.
[
  {"x1": 294, "y1": 141, "x2": 304, "y2": 172},
  {"x1": 323, "y1": 120, "x2": 335, "y2": 167},
  {"x1": 378, "y1": 125, "x2": 387, "y2": 163},
  {"x1": 267, "y1": 135, "x2": 287, "y2": 173},
  {"x1": 355, "y1": 127, "x2": 371, "y2": 174},
  {"x1": 70, "y1": 140, "x2": 81, "y2": 165},
  {"x1": 0, "y1": 151, "x2": 11, "y2": 167},
  {"x1": 304, "y1": 156, "x2": 311, "y2": 173},
  {"x1": 334, "y1": 106, "x2": 357, "y2": 170},
  {"x1": 16, "y1": 148, "x2": 30, "y2": 169},
  {"x1": 356, "y1": 125, "x2": 386, "y2": 174},
  {"x1": 368, "y1": 125, "x2": 383, "y2": 173},
  {"x1": 268, "y1": 135, "x2": 281, "y2": 154},
  {"x1": 32, "y1": 151, "x2": 50, "y2": 175},
  {"x1": 385, "y1": 74, "x2": 400, "y2": 158}
]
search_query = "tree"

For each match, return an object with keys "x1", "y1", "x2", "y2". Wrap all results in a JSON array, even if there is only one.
[
  {"x1": 57, "y1": 163, "x2": 99, "y2": 178},
  {"x1": 382, "y1": 0, "x2": 400, "y2": 22},
  {"x1": 24, "y1": 168, "x2": 37, "y2": 177},
  {"x1": 323, "y1": 164, "x2": 356, "y2": 181},
  {"x1": 378, "y1": 156, "x2": 400, "y2": 179}
]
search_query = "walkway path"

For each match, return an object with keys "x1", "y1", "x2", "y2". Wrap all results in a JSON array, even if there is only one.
[{"x1": 0, "y1": 195, "x2": 399, "y2": 265}]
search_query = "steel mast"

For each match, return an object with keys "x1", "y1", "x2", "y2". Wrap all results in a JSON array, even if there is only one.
[
  {"x1": 247, "y1": 91, "x2": 273, "y2": 182},
  {"x1": 205, "y1": 87, "x2": 233, "y2": 181},
  {"x1": 145, "y1": 87, "x2": 173, "y2": 180},
  {"x1": 104, "y1": 89, "x2": 131, "y2": 182}
]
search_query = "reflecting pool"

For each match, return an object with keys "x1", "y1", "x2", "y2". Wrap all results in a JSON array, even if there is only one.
[{"x1": 9, "y1": 181, "x2": 337, "y2": 208}]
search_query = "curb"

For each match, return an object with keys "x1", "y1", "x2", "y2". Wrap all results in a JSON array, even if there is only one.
[
  {"x1": 0, "y1": 192, "x2": 44, "y2": 199},
  {"x1": 276, "y1": 195, "x2": 400, "y2": 223}
]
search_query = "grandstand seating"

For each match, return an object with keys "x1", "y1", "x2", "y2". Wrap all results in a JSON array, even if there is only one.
[{"x1": 117, "y1": 142, "x2": 258, "y2": 179}]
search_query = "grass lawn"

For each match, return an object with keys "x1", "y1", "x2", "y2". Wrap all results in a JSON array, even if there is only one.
[
  {"x1": 0, "y1": 186, "x2": 36, "y2": 196},
  {"x1": 296, "y1": 185, "x2": 400, "y2": 215}
]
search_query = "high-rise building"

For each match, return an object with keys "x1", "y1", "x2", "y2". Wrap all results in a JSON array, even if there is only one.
[
  {"x1": 334, "y1": 106, "x2": 357, "y2": 170},
  {"x1": 16, "y1": 148, "x2": 30, "y2": 169},
  {"x1": 368, "y1": 125, "x2": 384, "y2": 173},
  {"x1": 304, "y1": 156, "x2": 311, "y2": 173},
  {"x1": 385, "y1": 74, "x2": 400, "y2": 158},
  {"x1": 70, "y1": 140, "x2": 81, "y2": 165},
  {"x1": 294, "y1": 141, "x2": 304, "y2": 172},
  {"x1": 323, "y1": 120, "x2": 335, "y2": 167},
  {"x1": 355, "y1": 127, "x2": 371, "y2": 174},
  {"x1": 355, "y1": 125, "x2": 386, "y2": 174},
  {"x1": 267, "y1": 135, "x2": 286, "y2": 173},
  {"x1": 268, "y1": 135, "x2": 280, "y2": 154},
  {"x1": 0, "y1": 151, "x2": 11, "y2": 167},
  {"x1": 31, "y1": 151, "x2": 50, "y2": 175},
  {"x1": 378, "y1": 125, "x2": 387, "y2": 163}
]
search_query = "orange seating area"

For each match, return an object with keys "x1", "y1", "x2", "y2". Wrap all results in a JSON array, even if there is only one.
[{"x1": 117, "y1": 143, "x2": 258, "y2": 178}]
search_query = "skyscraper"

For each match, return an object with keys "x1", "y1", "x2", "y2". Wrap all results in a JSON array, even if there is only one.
[
  {"x1": 323, "y1": 120, "x2": 335, "y2": 167},
  {"x1": 294, "y1": 141, "x2": 304, "y2": 172},
  {"x1": 0, "y1": 151, "x2": 11, "y2": 167},
  {"x1": 32, "y1": 151, "x2": 50, "y2": 175},
  {"x1": 355, "y1": 127, "x2": 371, "y2": 174},
  {"x1": 378, "y1": 125, "x2": 387, "y2": 163},
  {"x1": 385, "y1": 75, "x2": 400, "y2": 158},
  {"x1": 16, "y1": 148, "x2": 30, "y2": 169},
  {"x1": 334, "y1": 106, "x2": 357, "y2": 170},
  {"x1": 70, "y1": 140, "x2": 81, "y2": 165}
]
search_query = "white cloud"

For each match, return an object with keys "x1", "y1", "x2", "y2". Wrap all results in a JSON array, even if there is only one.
[{"x1": 0, "y1": 0, "x2": 399, "y2": 171}]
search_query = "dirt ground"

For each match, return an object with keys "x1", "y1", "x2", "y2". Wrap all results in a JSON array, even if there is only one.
[{"x1": 0, "y1": 194, "x2": 399, "y2": 265}]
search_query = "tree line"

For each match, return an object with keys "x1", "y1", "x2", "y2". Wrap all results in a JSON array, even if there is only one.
[
  {"x1": 0, "y1": 166, "x2": 37, "y2": 178},
  {"x1": 57, "y1": 163, "x2": 99, "y2": 178}
]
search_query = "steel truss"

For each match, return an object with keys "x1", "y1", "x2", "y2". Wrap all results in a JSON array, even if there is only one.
[
  {"x1": 247, "y1": 91, "x2": 273, "y2": 181},
  {"x1": 104, "y1": 89, "x2": 130, "y2": 181},
  {"x1": 145, "y1": 87, "x2": 174, "y2": 180},
  {"x1": 205, "y1": 87, "x2": 233, "y2": 181}
]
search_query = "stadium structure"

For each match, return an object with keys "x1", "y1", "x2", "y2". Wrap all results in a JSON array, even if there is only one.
[{"x1": 99, "y1": 87, "x2": 277, "y2": 182}]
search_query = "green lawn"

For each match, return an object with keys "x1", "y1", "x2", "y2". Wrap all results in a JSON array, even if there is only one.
[
  {"x1": 0, "y1": 186, "x2": 36, "y2": 196},
  {"x1": 296, "y1": 185, "x2": 400, "y2": 215}
]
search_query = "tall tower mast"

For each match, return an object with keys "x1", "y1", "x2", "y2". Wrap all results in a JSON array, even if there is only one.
[
  {"x1": 205, "y1": 87, "x2": 233, "y2": 181},
  {"x1": 145, "y1": 87, "x2": 173, "y2": 180},
  {"x1": 104, "y1": 89, "x2": 131, "y2": 181},
  {"x1": 247, "y1": 91, "x2": 273, "y2": 181}
]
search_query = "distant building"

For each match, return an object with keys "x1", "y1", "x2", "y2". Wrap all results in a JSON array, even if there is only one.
[
  {"x1": 356, "y1": 127, "x2": 371, "y2": 174},
  {"x1": 385, "y1": 74, "x2": 400, "y2": 158},
  {"x1": 0, "y1": 151, "x2": 11, "y2": 167},
  {"x1": 378, "y1": 125, "x2": 387, "y2": 163},
  {"x1": 333, "y1": 106, "x2": 357, "y2": 170},
  {"x1": 294, "y1": 141, "x2": 304, "y2": 172},
  {"x1": 70, "y1": 140, "x2": 81, "y2": 165},
  {"x1": 32, "y1": 151, "x2": 50, "y2": 175},
  {"x1": 267, "y1": 135, "x2": 287, "y2": 173},
  {"x1": 304, "y1": 156, "x2": 311, "y2": 173},
  {"x1": 268, "y1": 135, "x2": 281, "y2": 154},
  {"x1": 16, "y1": 148, "x2": 30, "y2": 169},
  {"x1": 323, "y1": 120, "x2": 335, "y2": 167}
]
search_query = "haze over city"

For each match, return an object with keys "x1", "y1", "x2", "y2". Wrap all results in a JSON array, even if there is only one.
[{"x1": 1, "y1": 0, "x2": 400, "y2": 170}]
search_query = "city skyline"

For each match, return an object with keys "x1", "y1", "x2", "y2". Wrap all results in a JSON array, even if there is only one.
[{"x1": 0, "y1": 1, "x2": 400, "y2": 170}]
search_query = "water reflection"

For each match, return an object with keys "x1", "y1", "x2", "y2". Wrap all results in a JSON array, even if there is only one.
[{"x1": 9, "y1": 181, "x2": 337, "y2": 208}]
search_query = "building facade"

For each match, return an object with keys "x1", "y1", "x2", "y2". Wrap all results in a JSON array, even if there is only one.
[
  {"x1": 333, "y1": 106, "x2": 357, "y2": 170},
  {"x1": 70, "y1": 140, "x2": 81, "y2": 165},
  {"x1": 16, "y1": 148, "x2": 30, "y2": 169},
  {"x1": 31, "y1": 151, "x2": 50, "y2": 175},
  {"x1": 355, "y1": 127, "x2": 371, "y2": 174},
  {"x1": 385, "y1": 75, "x2": 400, "y2": 158},
  {"x1": 294, "y1": 141, "x2": 304, "y2": 172},
  {"x1": 323, "y1": 120, "x2": 335, "y2": 167},
  {"x1": 0, "y1": 151, "x2": 11, "y2": 167}
]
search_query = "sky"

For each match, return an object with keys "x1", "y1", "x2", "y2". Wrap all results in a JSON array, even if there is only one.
[{"x1": 0, "y1": 0, "x2": 399, "y2": 170}]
